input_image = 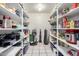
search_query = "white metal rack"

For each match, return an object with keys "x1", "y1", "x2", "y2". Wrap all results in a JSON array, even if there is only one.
[
  {"x1": 0, "y1": 3, "x2": 29, "y2": 56},
  {"x1": 0, "y1": 39, "x2": 22, "y2": 54},
  {"x1": 50, "y1": 34, "x2": 79, "y2": 50},
  {"x1": 6, "y1": 47, "x2": 22, "y2": 56},
  {"x1": 49, "y1": 3, "x2": 79, "y2": 56},
  {"x1": 50, "y1": 40, "x2": 70, "y2": 56},
  {"x1": 59, "y1": 7, "x2": 79, "y2": 19}
]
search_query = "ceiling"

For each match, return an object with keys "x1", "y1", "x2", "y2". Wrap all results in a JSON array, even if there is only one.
[
  {"x1": 23, "y1": 3, "x2": 57, "y2": 13},
  {"x1": 6, "y1": 3, "x2": 57, "y2": 13}
]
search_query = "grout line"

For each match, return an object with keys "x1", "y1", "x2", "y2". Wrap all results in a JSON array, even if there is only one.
[
  {"x1": 26, "y1": 43, "x2": 53, "y2": 56},
  {"x1": 39, "y1": 43, "x2": 42, "y2": 56},
  {"x1": 31, "y1": 46, "x2": 34, "y2": 56},
  {"x1": 24, "y1": 46, "x2": 33, "y2": 56},
  {"x1": 44, "y1": 45, "x2": 48, "y2": 56}
]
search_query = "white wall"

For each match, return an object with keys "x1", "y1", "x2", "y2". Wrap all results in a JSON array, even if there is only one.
[{"x1": 28, "y1": 13, "x2": 51, "y2": 42}]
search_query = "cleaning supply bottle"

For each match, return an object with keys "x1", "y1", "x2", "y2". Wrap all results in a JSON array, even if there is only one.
[
  {"x1": 70, "y1": 20, "x2": 74, "y2": 28},
  {"x1": 63, "y1": 17, "x2": 70, "y2": 28}
]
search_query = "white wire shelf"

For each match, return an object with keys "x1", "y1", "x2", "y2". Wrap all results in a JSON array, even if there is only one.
[
  {"x1": 59, "y1": 7, "x2": 79, "y2": 19},
  {"x1": 6, "y1": 3, "x2": 22, "y2": 10},
  {"x1": 58, "y1": 37, "x2": 79, "y2": 50},
  {"x1": 0, "y1": 28, "x2": 20, "y2": 31},
  {"x1": 0, "y1": 39, "x2": 22, "y2": 54},
  {"x1": 0, "y1": 27, "x2": 28, "y2": 30},
  {"x1": 0, "y1": 5, "x2": 21, "y2": 20},
  {"x1": 50, "y1": 28, "x2": 79, "y2": 30},
  {"x1": 58, "y1": 3, "x2": 65, "y2": 11},
  {"x1": 55, "y1": 45, "x2": 70, "y2": 56},
  {"x1": 50, "y1": 40, "x2": 70, "y2": 56},
  {"x1": 50, "y1": 34, "x2": 79, "y2": 50},
  {"x1": 58, "y1": 28, "x2": 79, "y2": 30},
  {"x1": 50, "y1": 34, "x2": 57, "y2": 39},
  {"x1": 50, "y1": 4, "x2": 61, "y2": 19},
  {"x1": 6, "y1": 46, "x2": 22, "y2": 56},
  {"x1": 0, "y1": 4, "x2": 29, "y2": 56}
]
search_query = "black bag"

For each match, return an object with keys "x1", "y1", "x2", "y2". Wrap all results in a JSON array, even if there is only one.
[
  {"x1": 39, "y1": 29, "x2": 42, "y2": 43},
  {"x1": 44, "y1": 29, "x2": 49, "y2": 45}
]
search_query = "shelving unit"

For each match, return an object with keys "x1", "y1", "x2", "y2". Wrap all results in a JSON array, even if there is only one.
[
  {"x1": 50, "y1": 33, "x2": 79, "y2": 50},
  {"x1": 0, "y1": 5, "x2": 20, "y2": 20},
  {"x1": 50, "y1": 41, "x2": 70, "y2": 56},
  {"x1": 0, "y1": 39, "x2": 22, "y2": 54},
  {"x1": 49, "y1": 3, "x2": 79, "y2": 56},
  {"x1": 59, "y1": 7, "x2": 79, "y2": 19},
  {"x1": 6, "y1": 47, "x2": 22, "y2": 56},
  {"x1": 0, "y1": 3, "x2": 29, "y2": 56}
]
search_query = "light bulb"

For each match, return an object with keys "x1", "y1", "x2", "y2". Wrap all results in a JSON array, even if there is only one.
[{"x1": 35, "y1": 3, "x2": 45, "y2": 12}]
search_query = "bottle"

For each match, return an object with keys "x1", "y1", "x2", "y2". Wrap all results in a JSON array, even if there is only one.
[
  {"x1": 63, "y1": 17, "x2": 68, "y2": 28},
  {"x1": 70, "y1": 20, "x2": 74, "y2": 28},
  {"x1": 63, "y1": 17, "x2": 70, "y2": 28},
  {"x1": 71, "y1": 34, "x2": 77, "y2": 44},
  {"x1": 12, "y1": 21, "x2": 17, "y2": 28}
]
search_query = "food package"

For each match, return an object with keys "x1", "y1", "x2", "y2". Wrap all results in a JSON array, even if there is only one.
[
  {"x1": 70, "y1": 20, "x2": 74, "y2": 28},
  {"x1": 72, "y1": 3, "x2": 78, "y2": 9}
]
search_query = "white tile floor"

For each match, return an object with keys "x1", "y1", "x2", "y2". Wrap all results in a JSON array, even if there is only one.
[{"x1": 24, "y1": 43, "x2": 54, "y2": 56}]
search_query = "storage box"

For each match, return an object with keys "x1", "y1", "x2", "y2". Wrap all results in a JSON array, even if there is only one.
[{"x1": 72, "y1": 3, "x2": 78, "y2": 9}]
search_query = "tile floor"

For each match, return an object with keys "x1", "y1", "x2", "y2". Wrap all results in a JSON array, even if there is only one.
[{"x1": 24, "y1": 43, "x2": 54, "y2": 56}]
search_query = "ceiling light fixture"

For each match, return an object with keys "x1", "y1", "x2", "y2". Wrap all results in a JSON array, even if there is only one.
[{"x1": 35, "y1": 3, "x2": 45, "y2": 12}]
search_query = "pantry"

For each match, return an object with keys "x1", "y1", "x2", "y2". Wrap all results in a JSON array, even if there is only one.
[{"x1": 0, "y1": 3, "x2": 79, "y2": 56}]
